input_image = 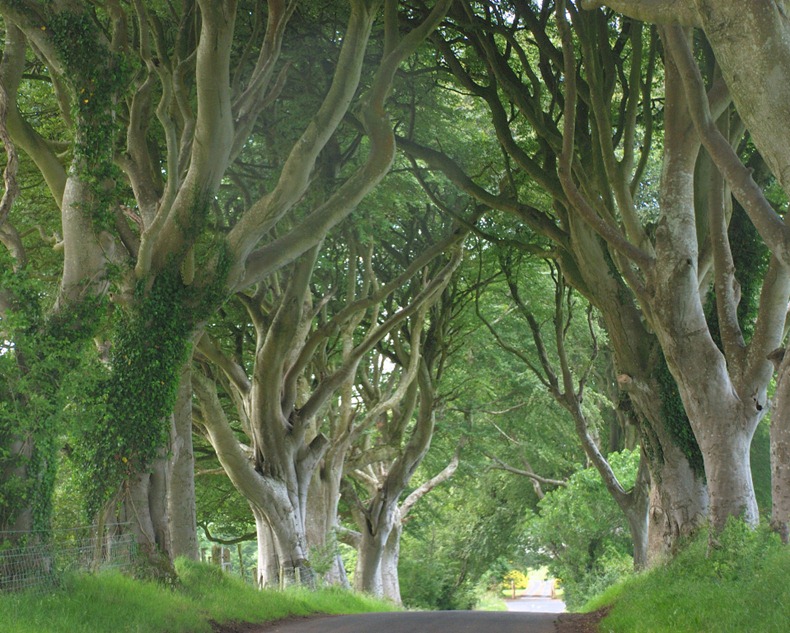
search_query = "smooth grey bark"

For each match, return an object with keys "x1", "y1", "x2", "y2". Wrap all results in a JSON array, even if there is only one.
[
  {"x1": 381, "y1": 520, "x2": 402, "y2": 603},
  {"x1": 252, "y1": 506, "x2": 279, "y2": 588},
  {"x1": 403, "y1": 4, "x2": 710, "y2": 554},
  {"x1": 770, "y1": 349, "x2": 790, "y2": 543},
  {"x1": 637, "y1": 30, "x2": 789, "y2": 529},
  {"x1": 193, "y1": 366, "x2": 316, "y2": 587},
  {"x1": 352, "y1": 357, "x2": 440, "y2": 598},
  {"x1": 168, "y1": 366, "x2": 199, "y2": 560},
  {"x1": 306, "y1": 451, "x2": 350, "y2": 587}
]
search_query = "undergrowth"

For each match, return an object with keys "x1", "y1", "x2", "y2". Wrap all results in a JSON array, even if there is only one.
[
  {"x1": 0, "y1": 558, "x2": 397, "y2": 633},
  {"x1": 584, "y1": 520, "x2": 790, "y2": 633}
]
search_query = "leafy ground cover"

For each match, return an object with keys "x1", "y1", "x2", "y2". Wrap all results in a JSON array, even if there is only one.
[
  {"x1": 0, "y1": 559, "x2": 397, "y2": 633},
  {"x1": 584, "y1": 521, "x2": 790, "y2": 632}
]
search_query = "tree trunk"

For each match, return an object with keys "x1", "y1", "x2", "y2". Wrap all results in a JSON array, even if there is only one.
[
  {"x1": 354, "y1": 517, "x2": 391, "y2": 597},
  {"x1": 1, "y1": 437, "x2": 34, "y2": 536},
  {"x1": 770, "y1": 350, "x2": 790, "y2": 543},
  {"x1": 624, "y1": 457, "x2": 651, "y2": 570},
  {"x1": 646, "y1": 441, "x2": 709, "y2": 558},
  {"x1": 168, "y1": 366, "x2": 199, "y2": 560},
  {"x1": 265, "y1": 491, "x2": 314, "y2": 588},
  {"x1": 701, "y1": 424, "x2": 759, "y2": 530},
  {"x1": 252, "y1": 507, "x2": 279, "y2": 588},
  {"x1": 381, "y1": 520, "x2": 402, "y2": 604},
  {"x1": 642, "y1": 42, "x2": 775, "y2": 530},
  {"x1": 122, "y1": 465, "x2": 175, "y2": 579},
  {"x1": 306, "y1": 455, "x2": 349, "y2": 586},
  {"x1": 567, "y1": 211, "x2": 709, "y2": 554}
]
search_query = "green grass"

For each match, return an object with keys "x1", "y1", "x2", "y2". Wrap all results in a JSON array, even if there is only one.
[
  {"x1": 583, "y1": 521, "x2": 790, "y2": 633},
  {"x1": 0, "y1": 558, "x2": 398, "y2": 633},
  {"x1": 475, "y1": 591, "x2": 509, "y2": 611}
]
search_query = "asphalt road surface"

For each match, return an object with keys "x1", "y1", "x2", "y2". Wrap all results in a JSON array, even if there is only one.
[
  {"x1": 506, "y1": 595, "x2": 566, "y2": 614},
  {"x1": 260, "y1": 611, "x2": 559, "y2": 633}
]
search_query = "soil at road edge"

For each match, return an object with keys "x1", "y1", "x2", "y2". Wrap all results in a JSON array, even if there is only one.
[
  {"x1": 554, "y1": 607, "x2": 610, "y2": 633},
  {"x1": 211, "y1": 607, "x2": 610, "y2": 633}
]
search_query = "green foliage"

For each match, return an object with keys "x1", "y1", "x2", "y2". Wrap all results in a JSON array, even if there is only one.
[
  {"x1": 654, "y1": 354, "x2": 705, "y2": 479},
  {"x1": 0, "y1": 267, "x2": 104, "y2": 534},
  {"x1": 501, "y1": 568, "x2": 529, "y2": 590},
  {"x1": 73, "y1": 268, "x2": 195, "y2": 516},
  {"x1": 523, "y1": 450, "x2": 639, "y2": 610},
  {"x1": 398, "y1": 469, "x2": 539, "y2": 610},
  {"x1": 0, "y1": 560, "x2": 398, "y2": 633},
  {"x1": 592, "y1": 522, "x2": 790, "y2": 632},
  {"x1": 750, "y1": 417, "x2": 772, "y2": 515},
  {"x1": 47, "y1": 9, "x2": 132, "y2": 228}
]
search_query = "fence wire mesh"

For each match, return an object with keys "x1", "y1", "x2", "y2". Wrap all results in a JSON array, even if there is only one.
[{"x1": 0, "y1": 523, "x2": 137, "y2": 593}]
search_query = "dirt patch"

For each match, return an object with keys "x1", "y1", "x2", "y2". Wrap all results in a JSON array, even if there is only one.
[
  {"x1": 554, "y1": 607, "x2": 610, "y2": 633},
  {"x1": 210, "y1": 615, "x2": 321, "y2": 633}
]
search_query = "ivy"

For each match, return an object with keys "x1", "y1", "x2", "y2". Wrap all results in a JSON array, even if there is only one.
[
  {"x1": 77, "y1": 267, "x2": 196, "y2": 516},
  {"x1": 655, "y1": 351, "x2": 706, "y2": 479},
  {"x1": 0, "y1": 268, "x2": 103, "y2": 535},
  {"x1": 46, "y1": 9, "x2": 132, "y2": 230},
  {"x1": 704, "y1": 204, "x2": 771, "y2": 349}
]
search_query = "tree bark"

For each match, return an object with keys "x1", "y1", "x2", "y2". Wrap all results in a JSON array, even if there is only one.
[
  {"x1": 252, "y1": 506, "x2": 279, "y2": 588},
  {"x1": 168, "y1": 366, "x2": 199, "y2": 560},
  {"x1": 381, "y1": 520, "x2": 403, "y2": 604},
  {"x1": 645, "y1": 37, "x2": 787, "y2": 529},
  {"x1": 122, "y1": 464, "x2": 175, "y2": 578},
  {"x1": 306, "y1": 452, "x2": 350, "y2": 587},
  {"x1": 770, "y1": 349, "x2": 790, "y2": 543}
]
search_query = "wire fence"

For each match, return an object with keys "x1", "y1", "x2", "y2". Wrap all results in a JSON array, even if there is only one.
[{"x1": 0, "y1": 523, "x2": 138, "y2": 594}]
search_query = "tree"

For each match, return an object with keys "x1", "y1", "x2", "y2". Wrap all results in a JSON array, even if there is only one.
[
  {"x1": 192, "y1": 217, "x2": 464, "y2": 586},
  {"x1": 0, "y1": 0, "x2": 452, "y2": 566},
  {"x1": 478, "y1": 253, "x2": 650, "y2": 568},
  {"x1": 586, "y1": 0, "x2": 790, "y2": 538},
  {"x1": 525, "y1": 449, "x2": 640, "y2": 609},
  {"x1": 402, "y1": 0, "x2": 709, "y2": 552}
]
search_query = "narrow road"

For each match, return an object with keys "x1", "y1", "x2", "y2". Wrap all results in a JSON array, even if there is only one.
[
  {"x1": 506, "y1": 594, "x2": 566, "y2": 614},
  {"x1": 259, "y1": 611, "x2": 559, "y2": 633}
]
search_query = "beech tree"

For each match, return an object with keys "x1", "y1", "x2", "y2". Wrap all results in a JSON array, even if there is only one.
[
  {"x1": 404, "y1": 0, "x2": 709, "y2": 552},
  {"x1": 343, "y1": 243, "x2": 467, "y2": 599},
  {"x1": 192, "y1": 220, "x2": 463, "y2": 586},
  {"x1": 585, "y1": 0, "x2": 790, "y2": 542},
  {"x1": 477, "y1": 254, "x2": 650, "y2": 568},
  {"x1": 570, "y1": 0, "x2": 790, "y2": 531},
  {"x1": 0, "y1": 0, "x2": 453, "y2": 567}
]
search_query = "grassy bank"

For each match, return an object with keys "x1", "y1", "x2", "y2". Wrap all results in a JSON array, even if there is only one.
[
  {"x1": 1, "y1": 559, "x2": 397, "y2": 633},
  {"x1": 584, "y1": 521, "x2": 790, "y2": 632}
]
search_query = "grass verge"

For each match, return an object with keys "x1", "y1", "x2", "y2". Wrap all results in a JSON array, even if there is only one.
[
  {"x1": 474, "y1": 590, "x2": 509, "y2": 611},
  {"x1": 583, "y1": 521, "x2": 790, "y2": 633},
  {"x1": 0, "y1": 558, "x2": 398, "y2": 633}
]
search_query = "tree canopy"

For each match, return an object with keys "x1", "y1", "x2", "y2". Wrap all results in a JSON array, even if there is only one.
[{"x1": 2, "y1": 0, "x2": 790, "y2": 608}]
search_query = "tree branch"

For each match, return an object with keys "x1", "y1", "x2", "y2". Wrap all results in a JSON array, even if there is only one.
[
  {"x1": 487, "y1": 453, "x2": 567, "y2": 491},
  {"x1": 664, "y1": 24, "x2": 790, "y2": 267},
  {"x1": 555, "y1": 0, "x2": 654, "y2": 271},
  {"x1": 400, "y1": 439, "x2": 464, "y2": 521},
  {"x1": 580, "y1": 0, "x2": 701, "y2": 27}
]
